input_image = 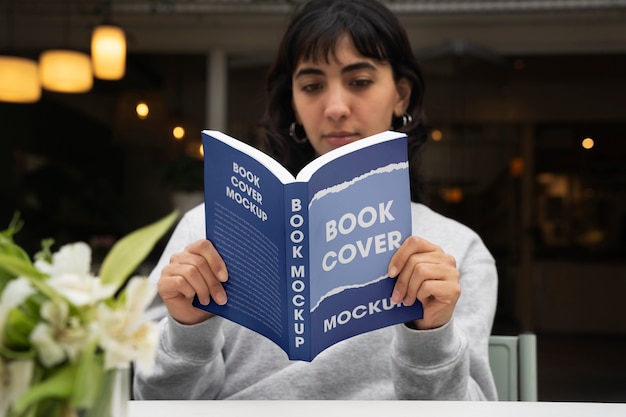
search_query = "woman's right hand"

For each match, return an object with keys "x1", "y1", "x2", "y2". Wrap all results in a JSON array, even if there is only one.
[{"x1": 157, "y1": 239, "x2": 229, "y2": 325}]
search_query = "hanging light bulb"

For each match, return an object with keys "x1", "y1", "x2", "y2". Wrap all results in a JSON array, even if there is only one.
[
  {"x1": 39, "y1": 49, "x2": 93, "y2": 93},
  {"x1": 91, "y1": 24, "x2": 126, "y2": 80},
  {"x1": 136, "y1": 101, "x2": 149, "y2": 119},
  {"x1": 172, "y1": 125, "x2": 185, "y2": 140},
  {"x1": 0, "y1": 55, "x2": 41, "y2": 103}
]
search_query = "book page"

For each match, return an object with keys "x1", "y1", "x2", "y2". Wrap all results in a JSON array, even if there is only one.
[
  {"x1": 203, "y1": 130, "x2": 296, "y2": 184},
  {"x1": 296, "y1": 130, "x2": 408, "y2": 182}
]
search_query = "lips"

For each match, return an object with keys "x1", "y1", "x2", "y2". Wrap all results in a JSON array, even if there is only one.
[{"x1": 323, "y1": 132, "x2": 358, "y2": 147}]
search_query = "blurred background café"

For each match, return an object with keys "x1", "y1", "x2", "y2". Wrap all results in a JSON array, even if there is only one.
[{"x1": 1, "y1": 0, "x2": 625, "y2": 403}]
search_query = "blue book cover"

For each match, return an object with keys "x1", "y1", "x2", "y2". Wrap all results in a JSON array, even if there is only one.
[{"x1": 194, "y1": 130, "x2": 423, "y2": 361}]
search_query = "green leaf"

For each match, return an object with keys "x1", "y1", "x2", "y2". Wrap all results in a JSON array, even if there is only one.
[
  {"x1": 0, "y1": 241, "x2": 30, "y2": 262},
  {"x1": 0, "y1": 343, "x2": 35, "y2": 360},
  {"x1": 71, "y1": 342, "x2": 103, "y2": 409},
  {"x1": 0, "y1": 254, "x2": 61, "y2": 303},
  {"x1": 100, "y1": 211, "x2": 178, "y2": 289},
  {"x1": 0, "y1": 254, "x2": 43, "y2": 280},
  {"x1": 3, "y1": 307, "x2": 38, "y2": 349},
  {"x1": 0, "y1": 211, "x2": 24, "y2": 241},
  {"x1": 34, "y1": 238, "x2": 55, "y2": 264},
  {"x1": 0, "y1": 213, "x2": 30, "y2": 263},
  {"x1": 11, "y1": 365, "x2": 76, "y2": 414}
]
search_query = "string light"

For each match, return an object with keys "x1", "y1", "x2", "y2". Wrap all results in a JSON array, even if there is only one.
[
  {"x1": 442, "y1": 187, "x2": 463, "y2": 203},
  {"x1": 582, "y1": 137, "x2": 594, "y2": 150},
  {"x1": 510, "y1": 157, "x2": 524, "y2": 177},
  {"x1": 172, "y1": 125, "x2": 185, "y2": 140},
  {"x1": 431, "y1": 128, "x2": 443, "y2": 141},
  {"x1": 136, "y1": 101, "x2": 149, "y2": 119}
]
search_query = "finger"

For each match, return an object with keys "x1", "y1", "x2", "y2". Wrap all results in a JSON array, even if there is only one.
[
  {"x1": 169, "y1": 239, "x2": 227, "y2": 291},
  {"x1": 388, "y1": 236, "x2": 443, "y2": 277},
  {"x1": 406, "y1": 262, "x2": 458, "y2": 303},
  {"x1": 178, "y1": 255, "x2": 227, "y2": 305},
  {"x1": 416, "y1": 279, "x2": 461, "y2": 306},
  {"x1": 185, "y1": 240, "x2": 228, "y2": 304},
  {"x1": 186, "y1": 239, "x2": 229, "y2": 283},
  {"x1": 206, "y1": 279, "x2": 227, "y2": 305},
  {"x1": 391, "y1": 261, "x2": 425, "y2": 304},
  {"x1": 392, "y1": 260, "x2": 458, "y2": 305},
  {"x1": 414, "y1": 280, "x2": 461, "y2": 329},
  {"x1": 164, "y1": 250, "x2": 228, "y2": 305},
  {"x1": 161, "y1": 262, "x2": 212, "y2": 304},
  {"x1": 159, "y1": 271, "x2": 203, "y2": 302},
  {"x1": 158, "y1": 274, "x2": 214, "y2": 325}
]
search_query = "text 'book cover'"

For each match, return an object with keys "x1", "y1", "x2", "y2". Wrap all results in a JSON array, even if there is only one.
[{"x1": 195, "y1": 130, "x2": 424, "y2": 361}]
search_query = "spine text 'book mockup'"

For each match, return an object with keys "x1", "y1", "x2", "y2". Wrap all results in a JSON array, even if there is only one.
[{"x1": 194, "y1": 129, "x2": 424, "y2": 361}]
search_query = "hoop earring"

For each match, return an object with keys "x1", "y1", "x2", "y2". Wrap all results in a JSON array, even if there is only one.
[
  {"x1": 391, "y1": 113, "x2": 413, "y2": 130},
  {"x1": 289, "y1": 122, "x2": 308, "y2": 144}
]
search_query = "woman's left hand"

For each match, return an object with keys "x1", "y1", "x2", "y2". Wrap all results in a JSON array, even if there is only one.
[{"x1": 388, "y1": 236, "x2": 461, "y2": 330}]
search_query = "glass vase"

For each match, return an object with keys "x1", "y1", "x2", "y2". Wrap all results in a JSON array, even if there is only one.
[
  {"x1": 76, "y1": 367, "x2": 129, "y2": 417},
  {"x1": 14, "y1": 368, "x2": 129, "y2": 417}
]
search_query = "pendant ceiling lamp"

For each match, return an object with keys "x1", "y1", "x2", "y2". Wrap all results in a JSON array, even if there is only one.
[
  {"x1": 91, "y1": 24, "x2": 126, "y2": 80},
  {"x1": 39, "y1": 49, "x2": 93, "y2": 93},
  {"x1": 1, "y1": 0, "x2": 41, "y2": 103},
  {"x1": 0, "y1": 55, "x2": 41, "y2": 103}
]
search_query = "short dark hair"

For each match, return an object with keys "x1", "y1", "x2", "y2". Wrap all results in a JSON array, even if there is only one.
[{"x1": 261, "y1": 0, "x2": 428, "y2": 202}]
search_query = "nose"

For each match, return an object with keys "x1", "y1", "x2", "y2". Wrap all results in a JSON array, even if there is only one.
[{"x1": 323, "y1": 84, "x2": 350, "y2": 121}]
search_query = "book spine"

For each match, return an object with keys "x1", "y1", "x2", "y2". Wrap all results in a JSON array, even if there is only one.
[{"x1": 284, "y1": 183, "x2": 311, "y2": 361}]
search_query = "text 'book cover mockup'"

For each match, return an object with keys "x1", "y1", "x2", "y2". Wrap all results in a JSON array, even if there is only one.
[{"x1": 194, "y1": 129, "x2": 424, "y2": 361}]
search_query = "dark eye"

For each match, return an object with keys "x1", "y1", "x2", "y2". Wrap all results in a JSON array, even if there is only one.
[
  {"x1": 351, "y1": 79, "x2": 373, "y2": 87},
  {"x1": 302, "y1": 83, "x2": 322, "y2": 92}
]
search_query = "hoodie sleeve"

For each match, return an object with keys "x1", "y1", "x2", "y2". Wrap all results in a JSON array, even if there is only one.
[
  {"x1": 390, "y1": 204, "x2": 499, "y2": 400},
  {"x1": 133, "y1": 204, "x2": 229, "y2": 400},
  {"x1": 133, "y1": 315, "x2": 227, "y2": 400}
]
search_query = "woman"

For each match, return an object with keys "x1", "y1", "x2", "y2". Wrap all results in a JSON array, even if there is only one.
[{"x1": 134, "y1": 0, "x2": 498, "y2": 400}]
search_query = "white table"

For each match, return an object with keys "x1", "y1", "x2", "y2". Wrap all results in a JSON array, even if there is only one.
[{"x1": 128, "y1": 400, "x2": 626, "y2": 417}]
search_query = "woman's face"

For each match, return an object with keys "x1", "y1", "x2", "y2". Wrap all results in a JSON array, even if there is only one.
[{"x1": 291, "y1": 35, "x2": 411, "y2": 156}]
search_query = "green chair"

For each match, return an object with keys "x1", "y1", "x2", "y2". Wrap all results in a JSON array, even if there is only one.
[{"x1": 488, "y1": 333, "x2": 538, "y2": 401}]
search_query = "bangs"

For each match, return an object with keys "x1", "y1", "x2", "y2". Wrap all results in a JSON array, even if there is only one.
[{"x1": 289, "y1": 13, "x2": 389, "y2": 69}]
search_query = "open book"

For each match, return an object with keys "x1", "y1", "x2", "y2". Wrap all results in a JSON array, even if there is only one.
[{"x1": 194, "y1": 130, "x2": 424, "y2": 361}]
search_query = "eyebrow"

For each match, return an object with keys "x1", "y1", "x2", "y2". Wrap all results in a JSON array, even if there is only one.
[{"x1": 294, "y1": 61, "x2": 378, "y2": 79}]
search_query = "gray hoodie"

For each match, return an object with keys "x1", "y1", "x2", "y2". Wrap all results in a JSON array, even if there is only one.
[{"x1": 133, "y1": 203, "x2": 498, "y2": 400}]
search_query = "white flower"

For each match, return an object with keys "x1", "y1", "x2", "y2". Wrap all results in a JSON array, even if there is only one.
[
  {"x1": 35, "y1": 242, "x2": 117, "y2": 306},
  {"x1": 94, "y1": 277, "x2": 158, "y2": 372},
  {"x1": 0, "y1": 358, "x2": 34, "y2": 417},
  {"x1": 29, "y1": 300, "x2": 89, "y2": 368},
  {"x1": 1, "y1": 210, "x2": 175, "y2": 415},
  {"x1": 39, "y1": 241, "x2": 91, "y2": 277},
  {"x1": 0, "y1": 277, "x2": 35, "y2": 344}
]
